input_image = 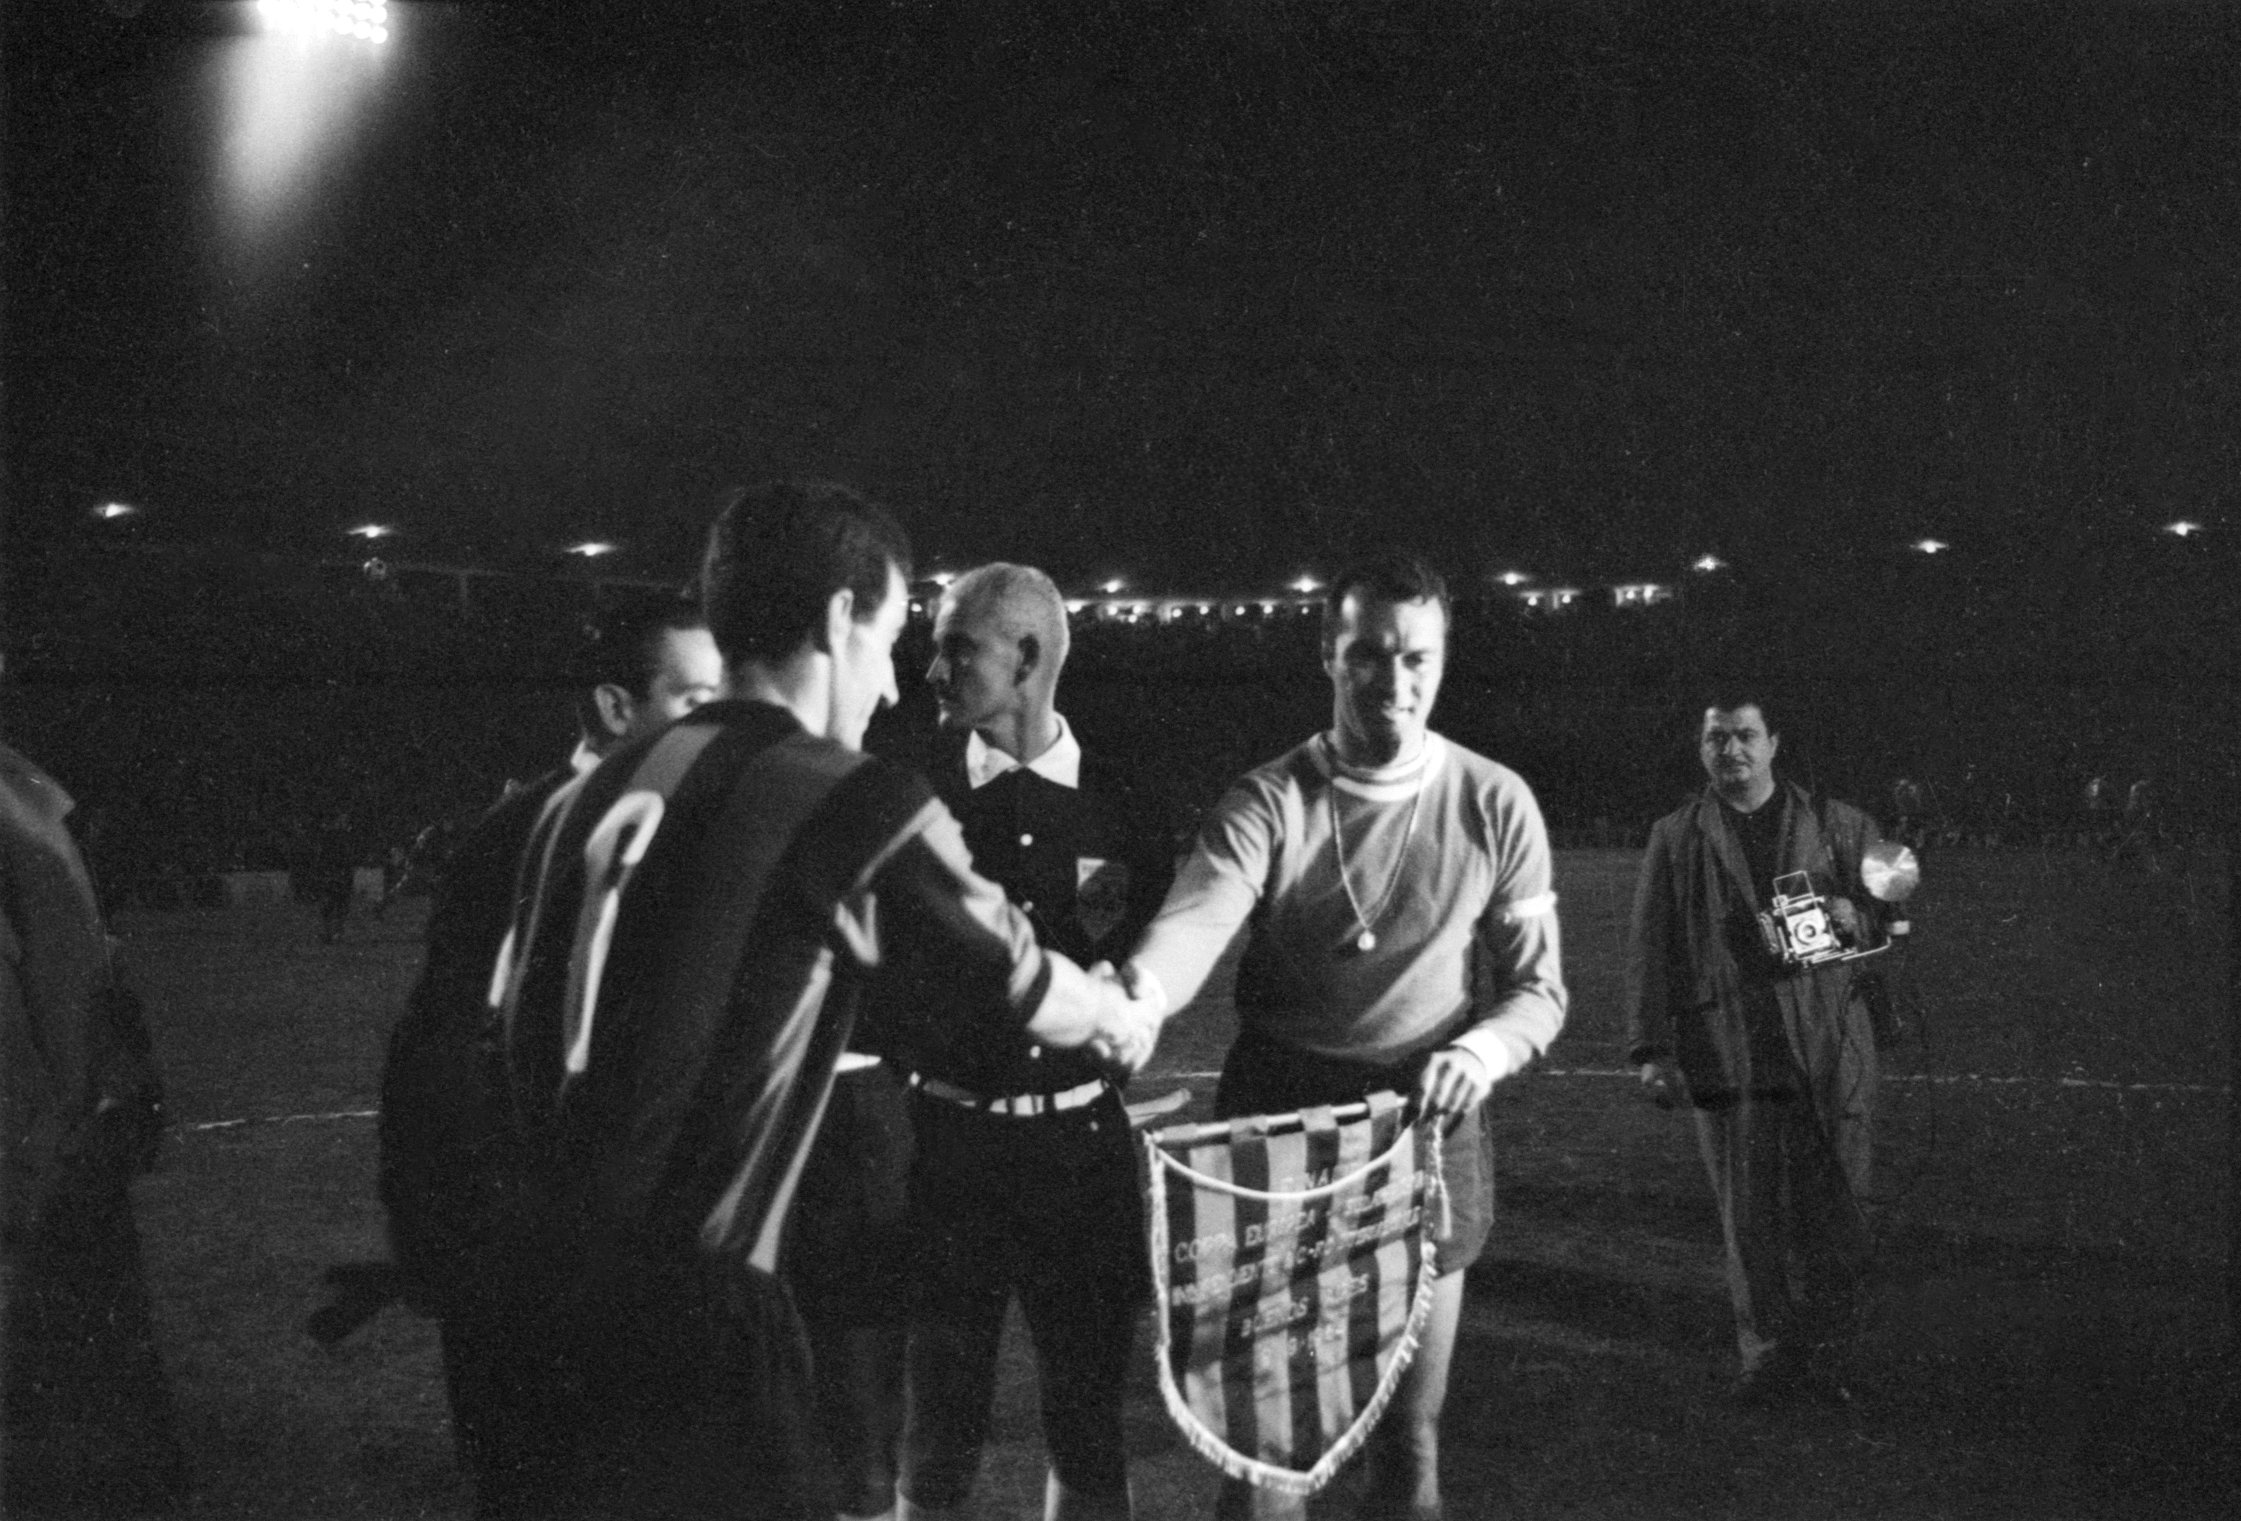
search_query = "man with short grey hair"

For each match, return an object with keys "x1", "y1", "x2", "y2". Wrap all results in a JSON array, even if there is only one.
[{"x1": 898, "y1": 562, "x2": 1171, "y2": 1521}]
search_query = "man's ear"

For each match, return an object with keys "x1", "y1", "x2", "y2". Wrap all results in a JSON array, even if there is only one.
[
  {"x1": 591, "y1": 683, "x2": 635, "y2": 740},
  {"x1": 817, "y1": 586, "x2": 856, "y2": 656},
  {"x1": 1014, "y1": 632, "x2": 1041, "y2": 684}
]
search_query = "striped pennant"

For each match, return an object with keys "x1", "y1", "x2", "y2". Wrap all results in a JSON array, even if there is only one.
[{"x1": 1142, "y1": 1093, "x2": 1446, "y2": 1495}]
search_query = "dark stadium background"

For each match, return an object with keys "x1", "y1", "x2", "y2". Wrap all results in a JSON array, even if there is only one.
[{"x1": 5, "y1": 1, "x2": 2236, "y2": 882}]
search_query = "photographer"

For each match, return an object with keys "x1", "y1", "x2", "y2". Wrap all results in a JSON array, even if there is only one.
[{"x1": 1625, "y1": 695, "x2": 1892, "y2": 1405}]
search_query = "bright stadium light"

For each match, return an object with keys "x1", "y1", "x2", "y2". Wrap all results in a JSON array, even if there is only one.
[
  {"x1": 1913, "y1": 538, "x2": 1949, "y2": 555},
  {"x1": 1290, "y1": 576, "x2": 1322, "y2": 594},
  {"x1": 566, "y1": 541, "x2": 618, "y2": 559},
  {"x1": 258, "y1": 0, "x2": 390, "y2": 45},
  {"x1": 225, "y1": 0, "x2": 395, "y2": 254},
  {"x1": 1496, "y1": 570, "x2": 1529, "y2": 586},
  {"x1": 930, "y1": 571, "x2": 956, "y2": 588},
  {"x1": 346, "y1": 523, "x2": 394, "y2": 540},
  {"x1": 1100, "y1": 578, "x2": 1125, "y2": 594},
  {"x1": 2164, "y1": 520, "x2": 2204, "y2": 538},
  {"x1": 1692, "y1": 554, "x2": 1724, "y2": 573},
  {"x1": 94, "y1": 501, "x2": 139, "y2": 521}
]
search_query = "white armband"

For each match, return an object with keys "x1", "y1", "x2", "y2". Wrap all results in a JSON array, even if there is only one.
[{"x1": 1492, "y1": 890, "x2": 1558, "y2": 926}]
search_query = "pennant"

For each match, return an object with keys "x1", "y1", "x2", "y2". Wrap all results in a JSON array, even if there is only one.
[{"x1": 1142, "y1": 1092, "x2": 1446, "y2": 1495}]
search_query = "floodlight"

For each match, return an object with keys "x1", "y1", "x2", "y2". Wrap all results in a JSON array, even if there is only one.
[
  {"x1": 1100, "y1": 579, "x2": 1125, "y2": 594},
  {"x1": 1692, "y1": 554, "x2": 1724, "y2": 572},
  {"x1": 1497, "y1": 570, "x2": 1529, "y2": 586},
  {"x1": 346, "y1": 523, "x2": 393, "y2": 540},
  {"x1": 566, "y1": 542, "x2": 618, "y2": 558},
  {"x1": 930, "y1": 571, "x2": 956, "y2": 588},
  {"x1": 1290, "y1": 576, "x2": 1321, "y2": 594},
  {"x1": 1913, "y1": 538, "x2": 1949, "y2": 555},
  {"x1": 94, "y1": 502, "x2": 139, "y2": 521},
  {"x1": 2164, "y1": 520, "x2": 2203, "y2": 538}
]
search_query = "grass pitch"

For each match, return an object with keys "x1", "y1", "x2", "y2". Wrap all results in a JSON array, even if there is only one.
[{"x1": 113, "y1": 846, "x2": 2234, "y2": 1519}]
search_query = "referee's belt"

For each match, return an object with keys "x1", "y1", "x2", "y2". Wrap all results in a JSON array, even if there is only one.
[{"x1": 911, "y1": 1074, "x2": 1108, "y2": 1117}]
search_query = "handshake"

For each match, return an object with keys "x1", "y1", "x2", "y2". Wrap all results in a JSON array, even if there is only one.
[{"x1": 1084, "y1": 960, "x2": 1166, "y2": 1077}]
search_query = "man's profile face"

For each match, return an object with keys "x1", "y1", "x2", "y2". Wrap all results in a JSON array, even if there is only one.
[
  {"x1": 1699, "y1": 705, "x2": 1779, "y2": 796},
  {"x1": 597, "y1": 626, "x2": 724, "y2": 746},
  {"x1": 832, "y1": 565, "x2": 909, "y2": 751},
  {"x1": 926, "y1": 595, "x2": 1024, "y2": 735},
  {"x1": 633, "y1": 627, "x2": 724, "y2": 734},
  {"x1": 1324, "y1": 591, "x2": 1447, "y2": 766}
]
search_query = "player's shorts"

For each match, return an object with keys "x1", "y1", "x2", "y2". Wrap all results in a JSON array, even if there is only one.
[{"x1": 781, "y1": 1060, "x2": 915, "y2": 1326}]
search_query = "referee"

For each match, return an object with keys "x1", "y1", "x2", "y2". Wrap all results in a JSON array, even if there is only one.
[{"x1": 898, "y1": 564, "x2": 1172, "y2": 1521}]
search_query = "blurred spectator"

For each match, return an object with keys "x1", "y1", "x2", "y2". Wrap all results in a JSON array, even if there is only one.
[{"x1": 2, "y1": 741, "x2": 187, "y2": 1515}]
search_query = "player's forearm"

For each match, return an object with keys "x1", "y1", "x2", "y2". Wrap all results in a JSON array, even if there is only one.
[
  {"x1": 1451, "y1": 921, "x2": 1568, "y2": 1081},
  {"x1": 1123, "y1": 850, "x2": 1255, "y2": 1017}
]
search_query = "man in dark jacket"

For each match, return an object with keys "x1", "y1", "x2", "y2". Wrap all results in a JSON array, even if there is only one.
[
  {"x1": 1625, "y1": 695, "x2": 1890, "y2": 1403},
  {"x1": 377, "y1": 590, "x2": 720, "y2": 1517},
  {"x1": 897, "y1": 563, "x2": 1172, "y2": 1521}
]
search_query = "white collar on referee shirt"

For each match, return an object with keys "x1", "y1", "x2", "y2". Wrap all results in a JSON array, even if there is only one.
[{"x1": 965, "y1": 712, "x2": 1082, "y2": 791}]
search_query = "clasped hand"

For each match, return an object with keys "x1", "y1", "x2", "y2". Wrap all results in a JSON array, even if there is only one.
[{"x1": 1084, "y1": 961, "x2": 1162, "y2": 1077}]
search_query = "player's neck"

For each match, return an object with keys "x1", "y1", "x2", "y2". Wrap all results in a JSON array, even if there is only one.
[
  {"x1": 730, "y1": 654, "x2": 835, "y2": 741},
  {"x1": 1326, "y1": 727, "x2": 1427, "y2": 777}
]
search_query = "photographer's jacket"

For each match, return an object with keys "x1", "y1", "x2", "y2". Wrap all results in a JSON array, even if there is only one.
[{"x1": 1624, "y1": 781, "x2": 1886, "y2": 1107}]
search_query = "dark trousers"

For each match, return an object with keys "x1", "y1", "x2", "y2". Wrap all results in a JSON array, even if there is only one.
[
  {"x1": 1694, "y1": 1076, "x2": 1874, "y2": 1371},
  {"x1": 437, "y1": 1306, "x2": 583, "y2": 1520},
  {"x1": 787, "y1": 1064, "x2": 916, "y2": 1517},
  {"x1": 3, "y1": 1181, "x2": 188, "y2": 1516},
  {"x1": 548, "y1": 1263, "x2": 830, "y2": 1521},
  {"x1": 901, "y1": 1087, "x2": 1144, "y2": 1509}
]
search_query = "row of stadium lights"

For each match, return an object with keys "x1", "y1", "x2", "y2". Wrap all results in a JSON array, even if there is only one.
[
  {"x1": 84, "y1": 503, "x2": 2214, "y2": 591},
  {"x1": 256, "y1": 0, "x2": 390, "y2": 46}
]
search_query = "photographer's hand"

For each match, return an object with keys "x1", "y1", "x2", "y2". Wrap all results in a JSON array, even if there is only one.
[{"x1": 1827, "y1": 895, "x2": 1864, "y2": 942}]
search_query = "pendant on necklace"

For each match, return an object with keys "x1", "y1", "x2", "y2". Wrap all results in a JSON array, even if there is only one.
[{"x1": 1355, "y1": 929, "x2": 1378, "y2": 953}]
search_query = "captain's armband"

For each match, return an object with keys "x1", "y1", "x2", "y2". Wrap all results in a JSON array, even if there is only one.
[{"x1": 1491, "y1": 890, "x2": 1558, "y2": 926}]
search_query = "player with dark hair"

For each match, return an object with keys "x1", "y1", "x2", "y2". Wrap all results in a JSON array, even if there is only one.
[
  {"x1": 376, "y1": 587, "x2": 720, "y2": 1517},
  {"x1": 487, "y1": 481, "x2": 1159, "y2": 1521},
  {"x1": 1626, "y1": 694, "x2": 1893, "y2": 1404},
  {"x1": 1126, "y1": 549, "x2": 1567, "y2": 1521},
  {"x1": 569, "y1": 589, "x2": 727, "y2": 758}
]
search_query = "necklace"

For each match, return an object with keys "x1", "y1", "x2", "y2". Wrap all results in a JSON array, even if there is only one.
[{"x1": 1326, "y1": 753, "x2": 1423, "y2": 955}]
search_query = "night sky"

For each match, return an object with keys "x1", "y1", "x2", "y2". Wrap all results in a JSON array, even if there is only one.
[{"x1": 7, "y1": 0, "x2": 2236, "y2": 599}]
